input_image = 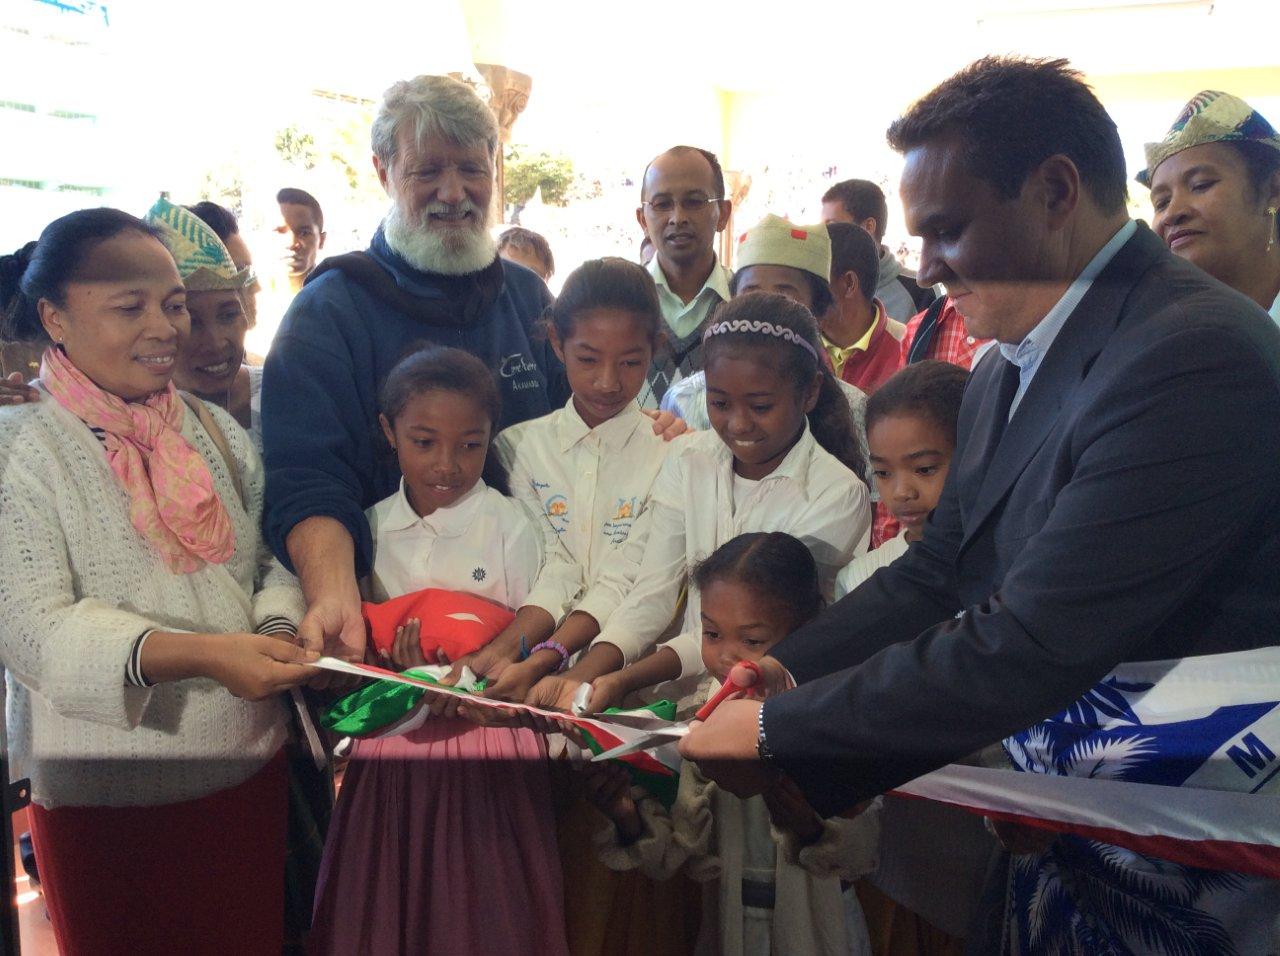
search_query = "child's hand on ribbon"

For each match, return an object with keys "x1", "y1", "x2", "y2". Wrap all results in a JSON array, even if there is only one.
[
  {"x1": 524, "y1": 674, "x2": 586, "y2": 713},
  {"x1": 481, "y1": 657, "x2": 544, "y2": 704},
  {"x1": 431, "y1": 642, "x2": 513, "y2": 720},
  {"x1": 580, "y1": 672, "x2": 629, "y2": 715}
]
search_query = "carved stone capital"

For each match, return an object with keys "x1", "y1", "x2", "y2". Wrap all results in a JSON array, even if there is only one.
[{"x1": 474, "y1": 63, "x2": 533, "y2": 143}]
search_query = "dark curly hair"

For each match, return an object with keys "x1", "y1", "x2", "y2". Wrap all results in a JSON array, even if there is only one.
[{"x1": 887, "y1": 56, "x2": 1128, "y2": 214}]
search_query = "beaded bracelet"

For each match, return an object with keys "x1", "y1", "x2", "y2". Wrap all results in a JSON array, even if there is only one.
[{"x1": 529, "y1": 640, "x2": 570, "y2": 673}]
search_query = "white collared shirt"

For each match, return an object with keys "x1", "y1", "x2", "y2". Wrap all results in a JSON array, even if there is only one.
[
  {"x1": 592, "y1": 425, "x2": 871, "y2": 679},
  {"x1": 834, "y1": 529, "x2": 911, "y2": 600},
  {"x1": 1000, "y1": 220, "x2": 1137, "y2": 418},
  {"x1": 365, "y1": 479, "x2": 543, "y2": 607},
  {"x1": 495, "y1": 399, "x2": 677, "y2": 626}
]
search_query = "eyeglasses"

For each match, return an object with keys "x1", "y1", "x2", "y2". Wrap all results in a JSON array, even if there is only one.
[{"x1": 642, "y1": 196, "x2": 720, "y2": 215}]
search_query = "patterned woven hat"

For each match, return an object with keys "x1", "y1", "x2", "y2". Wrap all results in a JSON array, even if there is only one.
[
  {"x1": 736, "y1": 214, "x2": 831, "y2": 282},
  {"x1": 1138, "y1": 90, "x2": 1280, "y2": 187},
  {"x1": 143, "y1": 197, "x2": 252, "y2": 291}
]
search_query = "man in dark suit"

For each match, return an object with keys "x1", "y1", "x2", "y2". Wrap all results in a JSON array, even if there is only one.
[{"x1": 681, "y1": 56, "x2": 1280, "y2": 945}]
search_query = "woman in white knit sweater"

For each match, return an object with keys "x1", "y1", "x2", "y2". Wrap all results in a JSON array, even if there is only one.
[{"x1": 0, "y1": 208, "x2": 317, "y2": 955}]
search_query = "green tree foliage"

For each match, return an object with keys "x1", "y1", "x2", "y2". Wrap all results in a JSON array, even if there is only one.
[
  {"x1": 504, "y1": 146, "x2": 575, "y2": 209},
  {"x1": 274, "y1": 112, "x2": 384, "y2": 206},
  {"x1": 274, "y1": 126, "x2": 318, "y2": 170}
]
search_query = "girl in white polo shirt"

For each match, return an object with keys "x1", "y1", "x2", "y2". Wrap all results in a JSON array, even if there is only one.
[
  {"x1": 309, "y1": 347, "x2": 566, "y2": 956},
  {"x1": 528, "y1": 291, "x2": 872, "y2": 713}
]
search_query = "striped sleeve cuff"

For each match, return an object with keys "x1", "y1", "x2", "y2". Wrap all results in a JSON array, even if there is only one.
[
  {"x1": 257, "y1": 615, "x2": 298, "y2": 637},
  {"x1": 125, "y1": 630, "x2": 155, "y2": 688}
]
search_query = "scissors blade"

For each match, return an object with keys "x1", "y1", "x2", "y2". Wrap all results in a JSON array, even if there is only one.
[
  {"x1": 591, "y1": 728, "x2": 687, "y2": 762},
  {"x1": 592, "y1": 711, "x2": 675, "y2": 730}
]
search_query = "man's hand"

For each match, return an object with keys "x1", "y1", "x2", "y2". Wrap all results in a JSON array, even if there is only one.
[
  {"x1": 734, "y1": 657, "x2": 794, "y2": 699},
  {"x1": 297, "y1": 592, "x2": 365, "y2": 660},
  {"x1": 0, "y1": 372, "x2": 39, "y2": 406},
  {"x1": 642, "y1": 408, "x2": 690, "y2": 441},
  {"x1": 678, "y1": 698, "x2": 774, "y2": 798},
  {"x1": 287, "y1": 517, "x2": 365, "y2": 689}
]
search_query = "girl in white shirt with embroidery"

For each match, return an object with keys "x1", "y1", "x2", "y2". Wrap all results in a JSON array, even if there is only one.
[
  {"x1": 478, "y1": 258, "x2": 680, "y2": 703},
  {"x1": 310, "y1": 347, "x2": 566, "y2": 956},
  {"x1": 528, "y1": 292, "x2": 872, "y2": 714}
]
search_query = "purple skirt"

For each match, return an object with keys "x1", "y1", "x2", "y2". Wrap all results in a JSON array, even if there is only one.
[{"x1": 310, "y1": 717, "x2": 568, "y2": 955}]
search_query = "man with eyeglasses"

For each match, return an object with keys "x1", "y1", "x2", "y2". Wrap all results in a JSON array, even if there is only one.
[{"x1": 635, "y1": 145, "x2": 734, "y2": 407}]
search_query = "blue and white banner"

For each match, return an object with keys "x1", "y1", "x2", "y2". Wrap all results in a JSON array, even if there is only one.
[{"x1": 897, "y1": 647, "x2": 1280, "y2": 875}]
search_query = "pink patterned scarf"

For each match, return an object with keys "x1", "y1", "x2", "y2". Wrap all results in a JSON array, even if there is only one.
[{"x1": 40, "y1": 346, "x2": 235, "y2": 573}]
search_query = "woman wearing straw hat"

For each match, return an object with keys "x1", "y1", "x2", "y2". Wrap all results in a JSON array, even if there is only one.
[{"x1": 1142, "y1": 90, "x2": 1280, "y2": 323}]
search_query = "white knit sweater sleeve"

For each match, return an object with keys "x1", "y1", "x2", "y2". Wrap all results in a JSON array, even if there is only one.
[
  {"x1": 0, "y1": 460, "x2": 156, "y2": 729},
  {"x1": 201, "y1": 402, "x2": 305, "y2": 630}
]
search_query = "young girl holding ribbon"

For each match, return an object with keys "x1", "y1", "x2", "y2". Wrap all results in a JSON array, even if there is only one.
[{"x1": 308, "y1": 346, "x2": 566, "y2": 956}]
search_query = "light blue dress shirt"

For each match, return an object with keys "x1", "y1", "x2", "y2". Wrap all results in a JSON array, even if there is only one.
[{"x1": 999, "y1": 220, "x2": 1137, "y2": 418}]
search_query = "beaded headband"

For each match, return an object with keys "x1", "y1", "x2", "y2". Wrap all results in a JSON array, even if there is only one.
[{"x1": 702, "y1": 318, "x2": 820, "y2": 365}]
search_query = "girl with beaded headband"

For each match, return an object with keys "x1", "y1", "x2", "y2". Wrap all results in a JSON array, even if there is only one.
[{"x1": 528, "y1": 291, "x2": 870, "y2": 717}]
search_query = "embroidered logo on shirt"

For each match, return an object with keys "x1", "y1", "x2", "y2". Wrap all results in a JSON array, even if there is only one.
[
  {"x1": 602, "y1": 496, "x2": 640, "y2": 546},
  {"x1": 472, "y1": 567, "x2": 487, "y2": 582},
  {"x1": 540, "y1": 493, "x2": 571, "y2": 538}
]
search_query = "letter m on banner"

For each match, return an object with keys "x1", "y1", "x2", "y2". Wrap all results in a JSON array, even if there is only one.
[{"x1": 1227, "y1": 733, "x2": 1277, "y2": 778}]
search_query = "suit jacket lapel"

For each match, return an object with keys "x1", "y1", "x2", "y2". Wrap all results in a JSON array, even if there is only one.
[{"x1": 958, "y1": 224, "x2": 1168, "y2": 554}]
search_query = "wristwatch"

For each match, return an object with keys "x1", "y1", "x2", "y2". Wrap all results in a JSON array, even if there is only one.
[{"x1": 756, "y1": 703, "x2": 777, "y2": 765}]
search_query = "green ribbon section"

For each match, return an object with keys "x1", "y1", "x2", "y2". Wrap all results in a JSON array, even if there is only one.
[
  {"x1": 321, "y1": 678, "x2": 680, "y2": 808},
  {"x1": 321, "y1": 670, "x2": 487, "y2": 736},
  {"x1": 578, "y1": 701, "x2": 679, "y2": 809}
]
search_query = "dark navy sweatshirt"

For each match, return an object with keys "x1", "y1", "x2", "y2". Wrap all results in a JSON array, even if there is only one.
[{"x1": 261, "y1": 228, "x2": 567, "y2": 575}]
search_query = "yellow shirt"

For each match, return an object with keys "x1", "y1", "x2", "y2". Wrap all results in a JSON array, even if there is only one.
[{"x1": 822, "y1": 305, "x2": 881, "y2": 378}]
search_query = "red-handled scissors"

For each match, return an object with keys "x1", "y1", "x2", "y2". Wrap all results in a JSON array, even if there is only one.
[
  {"x1": 590, "y1": 661, "x2": 763, "y2": 763},
  {"x1": 694, "y1": 660, "x2": 763, "y2": 720}
]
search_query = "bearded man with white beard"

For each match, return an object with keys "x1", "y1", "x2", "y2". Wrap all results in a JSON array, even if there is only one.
[{"x1": 261, "y1": 74, "x2": 569, "y2": 672}]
